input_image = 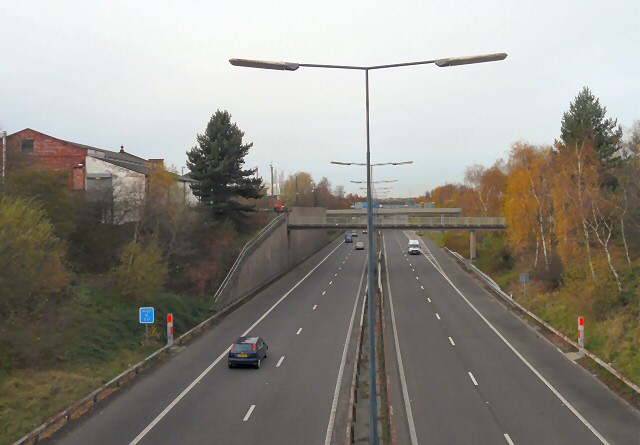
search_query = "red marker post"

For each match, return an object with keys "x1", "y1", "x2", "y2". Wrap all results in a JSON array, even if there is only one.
[
  {"x1": 578, "y1": 316, "x2": 585, "y2": 349},
  {"x1": 167, "y1": 313, "x2": 174, "y2": 346}
]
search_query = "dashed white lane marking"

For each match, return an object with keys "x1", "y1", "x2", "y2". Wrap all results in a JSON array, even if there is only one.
[
  {"x1": 420, "y1": 285, "x2": 424, "y2": 290},
  {"x1": 427, "y1": 298, "x2": 431, "y2": 303},
  {"x1": 322, "y1": 291, "x2": 326, "y2": 296},
  {"x1": 449, "y1": 337, "x2": 456, "y2": 346},
  {"x1": 504, "y1": 433, "x2": 515, "y2": 445},
  {"x1": 339, "y1": 267, "x2": 342, "y2": 270},
  {"x1": 412, "y1": 268, "x2": 415, "y2": 272},
  {"x1": 415, "y1": 276, "x2": 419, "y2": 280},
  {"x1": 420, "y1": 246, "x2": 611, "y2": 445},
  {"x1": 335, "y1": 273, "x2": 338, "y2": 277},
  {"x1": 468, "y1": 372, "x2": 478, "y2": 386},
  {"x1": 276, "y1": 356, "x2": 285, "y2": 367},
  {"x1": 296, "y1": 328, "x2": 302, "y2": 335},
  {"x1": 243, "y1": 405, "x2": 255, "y2": 421},
  {"x1": 329, "y1": 281, "x2": 333, "y2": 285},
  {"x1": 436, "y1": 313, "x2": 441, "y2": 320},
  {"x1": 128, "y1": 240, "x2": 345, "y2": 445},
  {"x1": 409, "y1": 263, "x2": 412, "y2": 267},
  {"x1": 313, "y1": 304, "x2": 317, "y2": 310}
]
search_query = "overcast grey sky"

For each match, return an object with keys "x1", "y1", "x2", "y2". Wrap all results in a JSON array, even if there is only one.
[{"x1": 2, "y1": 1, "x2": 638, "y2": 197}]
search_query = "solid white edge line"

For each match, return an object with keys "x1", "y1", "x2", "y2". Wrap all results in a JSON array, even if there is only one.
[
  {"x1": 276, "y1": 356, "x2": 285, "y2": 367},
  {"x1": 296, "y1": 328, "x2": 302, "y2": 335},
  {"x1": 243, "y1": 405, "x2": 255, "y2": 421},
  {"x1": 421, "y1": 249, "x2": 611, "y2": 445},
  {"x1": 468, "y1": 371, "x2": 478, "y2": 386},
  {"x1": 504, "y1": 433, "x2": 515, "y2": 445},
  {"x1": 449, "y1": 337, "x2": 455, "y2": 346},
  {"x1": 383, "y1": 234, "x2": 419, "y2": 445},
  {"x1": 324, "y1": 258, "x2": 367, "y2": 445},
  {"x1": 128, "y1": 240, "x2": 345, "y2": 445}
]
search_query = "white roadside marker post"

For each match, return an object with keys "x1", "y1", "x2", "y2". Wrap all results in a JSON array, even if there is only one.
[
  {"x1": 578, "y1": 316, "x2": 585, "y2": 349},
  {"x1": 167, "y1": 313, "x2": 174, "y2": 346}
]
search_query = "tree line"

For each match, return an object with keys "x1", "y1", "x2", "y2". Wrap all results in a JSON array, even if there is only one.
[
  {"x1": 0, "y1": 111, "x2": 271, "y2": 326},
  {"x1": 428, "y1": 87, "x2": 638, "y2": 326}
]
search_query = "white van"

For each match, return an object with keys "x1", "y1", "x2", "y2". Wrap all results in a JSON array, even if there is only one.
[{"x1": 408, "y1": 239, "x2": 420, "y2": 255}]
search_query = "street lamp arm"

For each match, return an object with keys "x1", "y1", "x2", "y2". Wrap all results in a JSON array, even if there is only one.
[
  {"x1": 333, "y1": 161, "x2": 412, "y2": 166},
  {"x1": 350, "y1": 179, "x2": 397, "y2": 184},
  {"x1": 232, "y1": 52, "x2": 507, "y2": 72},
  {"x1": 229, "y1": 59, "x2": 300, "y2": 71},
  {"x1": 367, "y1": 59, "x2": 438, "y2": 70},
  {"x1": 330, "y1": 161, "x2": 357, "y2": 166},
  {"x1": 389, "y1": 161, "x2": 413, "y2": 166},
  {"x1": 435, "y1": 52, "x2": 507, "y2": 67}
]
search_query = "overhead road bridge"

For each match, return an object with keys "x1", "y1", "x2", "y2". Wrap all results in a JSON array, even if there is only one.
[
  {"x1": 288, "y1": 215, "x2": 506, "y2": 230},
  {"x1": 326, "y1": 208, "x2": 463, "y2": 218},
  {"x1": 288, "y1": 209, "x2": 506, "y2": 260}
]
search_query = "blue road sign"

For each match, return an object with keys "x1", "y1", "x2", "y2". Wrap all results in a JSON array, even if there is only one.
[{"x1": 139, "y1": 307, "x2": 155, "y2": 324}]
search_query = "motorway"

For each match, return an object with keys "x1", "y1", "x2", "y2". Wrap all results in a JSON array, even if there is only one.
[
  {"x1": 382, "y1": 230, "x2": 640, "y2": 445},
  {"x1": 49, "y1": 230, "x2": 640, "y2": 445},
  {"x1": 51, "y1": 235, "x2": 368, "y2": 445}
]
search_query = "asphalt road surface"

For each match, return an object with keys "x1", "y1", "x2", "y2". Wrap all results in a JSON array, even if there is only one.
[
  {"x1": 382, "y1": 230, "x2": 640, "y2": 445},
  {"x1": 51, "y1": 235, "x2": 368, "y2": 445}
]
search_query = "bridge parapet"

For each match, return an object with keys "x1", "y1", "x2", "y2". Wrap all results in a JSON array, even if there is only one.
[{"x1": 288, "y1": 215, "x2": 506, "y2": 229}]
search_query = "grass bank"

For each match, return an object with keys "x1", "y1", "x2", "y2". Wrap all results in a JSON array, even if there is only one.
[{"x1": 0, "y1": 285, "x2": 212, "y2": 445}]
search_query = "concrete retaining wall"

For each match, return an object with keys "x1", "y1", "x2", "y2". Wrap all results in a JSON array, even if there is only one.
[{"x1": 213, "y1": 207, "x2": 330, "y2": 311}]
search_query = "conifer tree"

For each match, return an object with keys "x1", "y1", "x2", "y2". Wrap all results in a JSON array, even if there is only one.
[
  {"x1": 559, "y1": 86, "x2": 623, "y2": 167},
  {"x1": 186, "y1": 111, "x2": 263, "y2": 218}
]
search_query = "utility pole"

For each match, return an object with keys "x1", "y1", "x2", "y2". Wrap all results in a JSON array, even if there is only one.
[{"x1": 270, "y1": 162, "x2": 274, "y2": 212}]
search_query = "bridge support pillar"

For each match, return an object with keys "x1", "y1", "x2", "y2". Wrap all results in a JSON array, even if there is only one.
[{"x1": 470, "y1": 229, "x2": 477, "y2": 261}]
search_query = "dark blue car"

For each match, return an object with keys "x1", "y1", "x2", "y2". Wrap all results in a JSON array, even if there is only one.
[
  {"x1": 228, "y1": 336, "x2": 268, "y2": 369},
  {"x1": 345, "y1": 234, "x2": 353, "y2": 243}
]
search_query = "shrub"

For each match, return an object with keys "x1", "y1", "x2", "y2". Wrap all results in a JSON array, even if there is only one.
[
  {"x1": 0, "y1": 196, "x2": 68, "y2": 318},
  {"x1": 109, "y1": 239, "x2": 167, "y2": 302}
]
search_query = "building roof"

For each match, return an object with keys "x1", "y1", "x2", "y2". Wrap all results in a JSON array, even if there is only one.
[
  {"x1": 10, "y1": 128, "x2": 195, "y2": 182},
  {"x1": 64, "y1": 140, "x2": 148, "y2": 167},
  {"x1": 98, "y1": 157, "x2": 151, "y2": 175}
]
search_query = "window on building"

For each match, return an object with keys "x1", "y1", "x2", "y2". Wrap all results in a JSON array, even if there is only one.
[{"x1": 22, "y1": 139, "x2": 35, "y2": 154}]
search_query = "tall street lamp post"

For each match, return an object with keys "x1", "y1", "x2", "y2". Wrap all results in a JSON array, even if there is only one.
[
  {"x1": 1, "y1": 130, "x2": 7, "y2": 181},
  {"x1": 230, "y1": 52, "x2": 507, "y2": 444}
]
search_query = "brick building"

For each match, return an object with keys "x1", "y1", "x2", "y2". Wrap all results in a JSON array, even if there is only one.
[
  {"x1": 3, "y1": 128, "x2": 88, "y2": 189},
  {"x1": 1, "y1": 128, "x2": 197, "y2": 222}
]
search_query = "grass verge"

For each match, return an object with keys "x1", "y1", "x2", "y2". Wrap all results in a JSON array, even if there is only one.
[{"x1": 1, "y1": 285, "x2": 212, "y2": 445}]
